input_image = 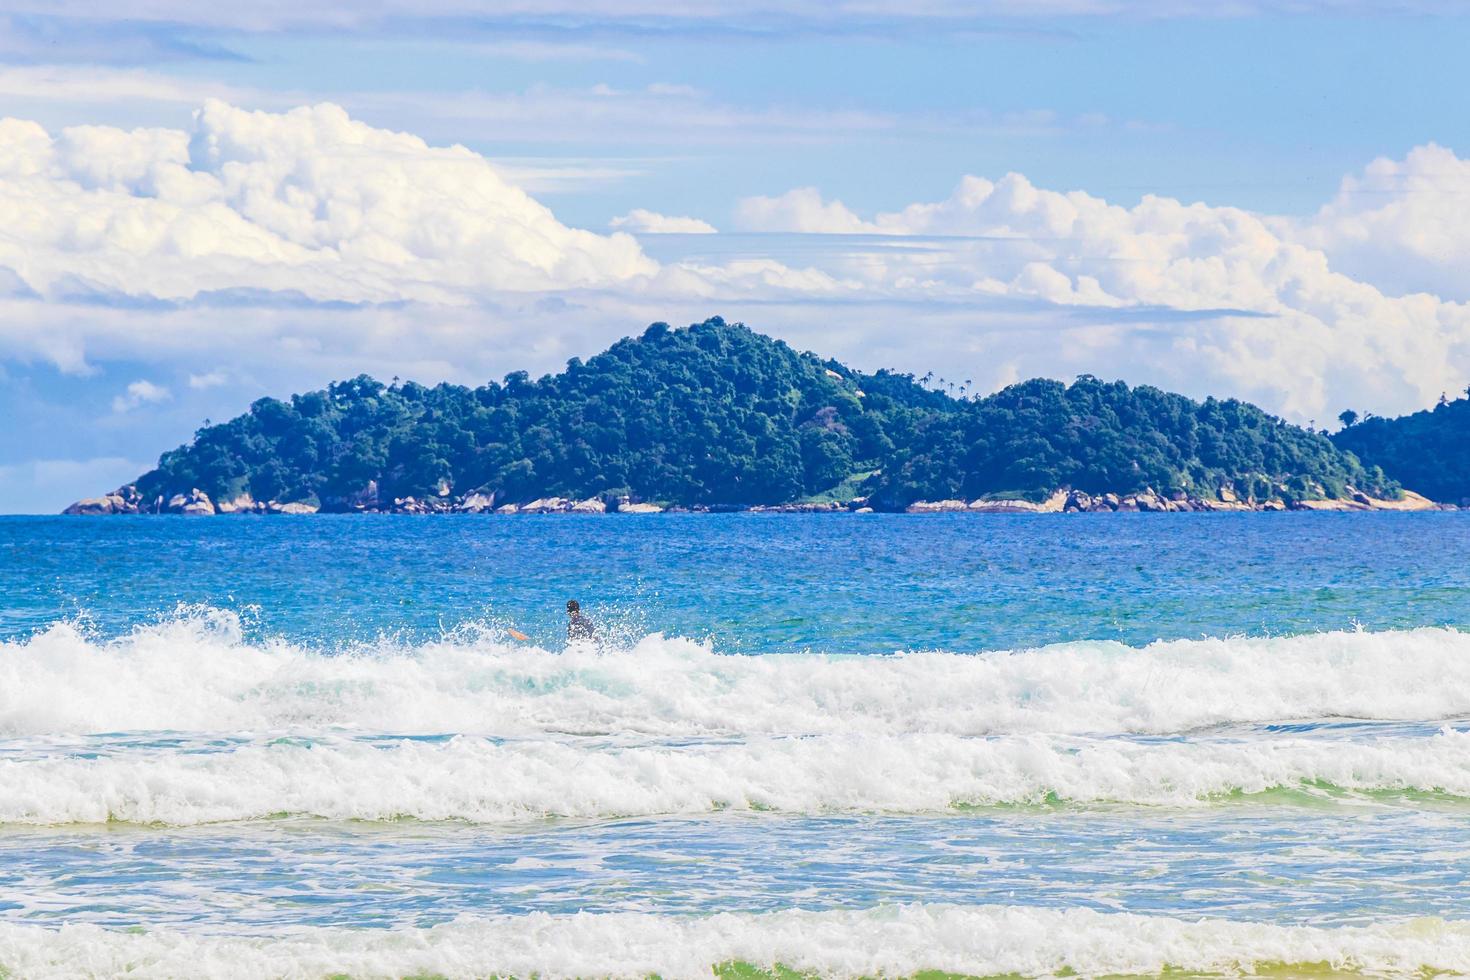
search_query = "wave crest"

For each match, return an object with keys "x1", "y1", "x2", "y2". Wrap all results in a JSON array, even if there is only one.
[
  {"x1": 4, "y1": 612, "x2": 1470, "y2": 737},
  {"x1": 3, "y1": 730, "x2": 1468, "y2": 824}
]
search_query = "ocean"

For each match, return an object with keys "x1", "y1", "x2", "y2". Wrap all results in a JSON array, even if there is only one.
[{"x1": 1, "y1": 512, "x2": 1469, "y2": 977}]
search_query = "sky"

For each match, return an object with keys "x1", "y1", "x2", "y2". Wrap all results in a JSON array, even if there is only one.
[{"x1": 3, "y1": 1, "x2": 1470, "y2": 511}]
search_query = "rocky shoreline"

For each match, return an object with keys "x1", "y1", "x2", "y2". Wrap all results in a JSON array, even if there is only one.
[
  {"x1": 63, "y1": 483, "x2": 1450, "y2": 516},
  {"x1": 900, "y1": 487, "x2": 1446, "y2": 513}
]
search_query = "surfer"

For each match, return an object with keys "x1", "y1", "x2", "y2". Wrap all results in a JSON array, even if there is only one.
[{"x1": 566, "y1": 600, "x2": 597, "y2": 642}]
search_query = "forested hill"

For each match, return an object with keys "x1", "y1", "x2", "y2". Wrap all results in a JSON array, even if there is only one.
[
  {"x1": 866, "y1": 375, "x2": 1399, "y2": 511},
  {"x1": 1332, "y1": 395, "x2": 1470, "y2": 505},
  {"x1": 70, "y1": 318, "x2": 1412, "y2": 515},
  {"x1": 126, "y1": 318, "x2": 955, "y2": 513}
]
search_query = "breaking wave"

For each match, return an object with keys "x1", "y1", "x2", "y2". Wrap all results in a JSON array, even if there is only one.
[
  {"x1": 1, "y1": 906, "x2": 1467, "y2": 979},
  {"x1": 3, "y1": 609, "x2": 1470, "y2": 738},
  {"x1": 4, "y1": 729, "x2": 1470, "y2": 824},
  {"x1": 5, "y1": 610, "x2": 1470, "y2": 824}
]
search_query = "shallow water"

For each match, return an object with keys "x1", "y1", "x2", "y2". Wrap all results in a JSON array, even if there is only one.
[
  {"x1": 1, "y1": 513, "x2": 1469, "y2": 977},
  {"x1": 4, "y1": 806, "x2": 1470, "y2": 931}
]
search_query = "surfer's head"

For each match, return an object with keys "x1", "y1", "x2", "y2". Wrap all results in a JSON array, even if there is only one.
[{"x1": 567, "y1": 600, "x2": 580, "y2": 614}]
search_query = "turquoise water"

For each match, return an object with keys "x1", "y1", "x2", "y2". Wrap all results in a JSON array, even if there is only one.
[
  {"x1": 2, "y1": 513, "x2": 1470, "y2": 977},
  {"x1": 8, "y1": 512, "x2": 1470, "y2": 648}
]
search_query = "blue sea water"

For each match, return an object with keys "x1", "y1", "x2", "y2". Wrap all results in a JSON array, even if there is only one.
[
  {"x1": 8, "y1": 512, "x2": 1470, "y2": 649},
  {"x1": 2, "y1": 513, "x2": 1470, "y2": 977}
]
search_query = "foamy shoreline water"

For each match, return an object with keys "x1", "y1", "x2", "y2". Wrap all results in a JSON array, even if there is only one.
[{"x1": 2, "y1": 906, "x2": 1468, "y2": 979}]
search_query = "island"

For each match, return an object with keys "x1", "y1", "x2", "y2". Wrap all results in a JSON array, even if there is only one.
[{"x1": 65, "y1": 317, "x2": 1448, "y2": 515}]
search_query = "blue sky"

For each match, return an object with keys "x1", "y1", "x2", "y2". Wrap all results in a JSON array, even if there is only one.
[{"x1": 3, "y1": 2, "x2": 1470, "y2": 511}]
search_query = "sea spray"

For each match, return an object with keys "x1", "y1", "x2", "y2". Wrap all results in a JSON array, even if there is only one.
[{"x1": 4, "y1": 611, "x2": 1470, "y2": 737}]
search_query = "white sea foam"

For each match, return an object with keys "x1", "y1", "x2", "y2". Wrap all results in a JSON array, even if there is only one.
[
  {"x1": 4, "y1": 610, "x2": 1470, "y2": 737},
  {"x1": 3, "y1": 729, "x2": 1469, "y2": 824},
  {"x1": 0, "y1": 906, "x2": 1466, "y2": 979}
]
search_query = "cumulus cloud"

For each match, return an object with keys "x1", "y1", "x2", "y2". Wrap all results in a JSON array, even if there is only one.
[
  {"x1": 0, "y1": 100, "x2": 893, "y2": 347},
  {"x1": 735, "y1": 188, "x2": 875, "y2": 234},
  {"x1": 0, "y1": 100, "x2": 655, "y2": 307},
  {"x1": 1285, "y1": 143, "x2": 1470, "y2": 302},
  {"x1": 5, "y1": 96, "x2": 1470, "y2": 437},
  {"x1": 187, "y1": 370, "x2": 228, "y2": 389},
  {"x1": 735, "y1": 171, "x2": 1470, "y2": 419},
  {"x1": 610, "y1": 209, "x2": 717, "y2": 234},
  {"x1": 111, "y1": 379, "x2": 170, "y2": 413}
]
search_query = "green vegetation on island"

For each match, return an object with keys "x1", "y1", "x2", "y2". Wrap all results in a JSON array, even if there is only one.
[
  {"x1": 134, "y1": 318, "x2": 949, "y2": 512},
  {"x1": 869, "y1": 374, "x2": 1397, "y2": 510},
  {"x1": 1332, "y1": 391, "x2": 1470, "y2": 505},
  {"x1": 70, "y1": 318, "x2": 1417, "y2": 515}
]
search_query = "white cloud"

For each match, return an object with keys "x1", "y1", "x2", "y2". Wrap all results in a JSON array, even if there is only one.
[
  {"x1": 610, "y1": 209, "x2": 717, "y2": 234},
  {"x1": 735, "y1": 188, "x2": 875, "y2": 234},
  {"x1": 0, "y1": 98, "x2": 858, "y2": 333},
  {"x1": 0, "y1": 100, "x2": 655, "y2": 307},
  {"x1": 493, "y1": 158, "x2": 655, "y2": 194},
  {"x1": 1285, "y1": 143, "x2": 1470, "y2": 303},
  {"x1": 111, "y1": 379, "x2": 171, "y2": 413},
  {"x1": 0, "y1": 66, "x2": 257, "y2": 107},
  {"x1": 188, "y1": 370, "x2": 228, "y2": 389},
  {"x1": 734, "y1": 170, "x2": 1470, "y2": 419},
  {"x1": 5, "y1": 97, "x2": 1470, "y2": 438}
]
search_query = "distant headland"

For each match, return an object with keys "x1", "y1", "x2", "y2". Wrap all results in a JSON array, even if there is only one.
[{"x1": 65, "y1": 318, "x2": 1458, "y2": 516}]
